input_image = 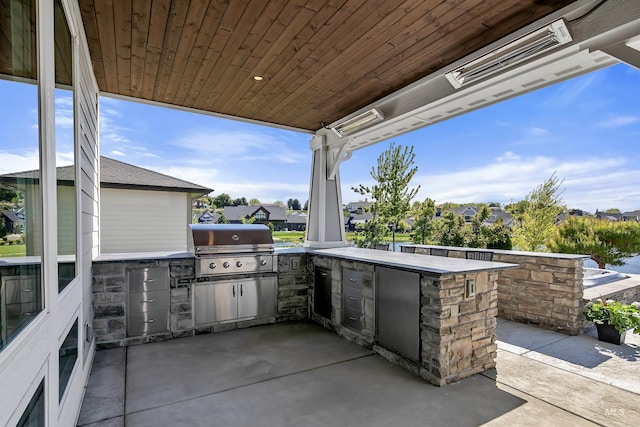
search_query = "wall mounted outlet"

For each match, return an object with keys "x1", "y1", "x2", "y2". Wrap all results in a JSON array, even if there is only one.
[{"x1": 290, "y1": 257, "x2": 300, "y2": 271}]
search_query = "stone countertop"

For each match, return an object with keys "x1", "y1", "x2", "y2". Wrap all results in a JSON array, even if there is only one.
[
  {"x1": 311, "y1": 247, "x2": 518, "y2": 275},
  {"x1": 0, "y1": 254, "x2": 75, "y2": 267},
  {"x1": 407, "y1": 244, "x2": 589, "y2": 260},
  {"x1": 94, "y1": 251, "x2": 194, "y2": 263}
]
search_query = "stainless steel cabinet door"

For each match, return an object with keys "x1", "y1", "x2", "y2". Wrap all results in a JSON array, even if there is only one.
[
  {"x1": 375, "y1": 267, "x2": 420, "y2": 362},
  {"x1": 237, "y1": 277, "x2": 277, "y2": 320},
  {"x1": 194, "y1": 281, "x2": 238, "y2": 326}
]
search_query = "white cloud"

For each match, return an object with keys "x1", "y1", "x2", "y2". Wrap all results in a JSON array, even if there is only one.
[
  {"x1": 342, "y1": 153, "x2": 640, "y2": 212},
  {"x1": 170, "y1": 130, "x2": 307, "y2": 165},
  {"x1": 0, "y1": 151, "x2": 40, "y2": 174},
  {"x1": 596, "y1": 115, "x2": 639, "y2": 128},
  {"x1": 111, "y1": 150, "x2": 126, "y2": 156},
  {"x1": 529, "y1": 127, "x2": 548, "y2": 136},
  {"x1": 152, "y1": 164, "x2": 310, "y2": 202},
  {"x1": 497, "y1": 151, "x2": 520, "y2": 161}
]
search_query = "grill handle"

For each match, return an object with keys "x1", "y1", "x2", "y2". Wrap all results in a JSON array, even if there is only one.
[
  {"x1": 232, "y1": 285, "x2": 236, "y2": 298},
  {"x1": 240, "y1": 284, "x2": 243, "y2": 296}
]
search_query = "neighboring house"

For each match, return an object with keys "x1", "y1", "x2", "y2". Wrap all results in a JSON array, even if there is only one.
[
  {"x1": 345, "y1": 200, "x2": 373, "y2": 213},
  {"x1": 0, "y1": 210, "x2": 20, "y2": 234},
  {"x1": 595, "y1": 210, "x2": 623, "y2": 221},
  {"x1": 622, "y1": 210, "x2": 640, "y2": 221},
  {"x1": 486, "y1": 209, "x2": 513, "y2": 228},
  {"x1": 453, "y1": 206, "x2": 479, "y2": 222},
  {"x1": 193, "y1": 199, "x2": 208, "y2": 208},
  {"x1": 223, "y1": 204, "x2": 288, "y2": 230},
  {"x1": 0, "y1": 156, "x2": 212, "y2": 254},
  {"x1": 345, "y1": 212, "x2": 374, "y2": 231},
  {"x1": 197, "y1": 211, "x2": 218, "y2": 224},
  {"x1": 286, "y1": 213, "x2": 307, "y2": 231}
]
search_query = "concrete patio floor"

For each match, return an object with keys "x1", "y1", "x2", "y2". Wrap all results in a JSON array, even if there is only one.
[{"x1": 77, "y1": 320, "x2": 640, "y2": 427}]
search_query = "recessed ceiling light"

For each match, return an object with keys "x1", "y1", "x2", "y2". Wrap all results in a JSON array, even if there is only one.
[{"x1": 253, "y1": 75, "x2": 264, "y2": 81}]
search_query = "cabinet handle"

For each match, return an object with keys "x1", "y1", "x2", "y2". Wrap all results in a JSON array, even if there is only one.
[
  {"x1": 233, "y1": 285, "x2": 236, "y2": 298},
  {"x1": 240, "y1": 284, "x2": 243, "y2": 296},
  {"x1": 349, "y1": 278, "x2": 356, "y2": 282},
  {"x1": 141, "y1": 299, "x2": 155, "y2": 303},
  {"x1": 348, "y1": 316, "x2": 357, "y2": 321},
  {"x1": 23, "y1": 289, "x2": 33, "y2": 292},
  {"x1": 349, "y1": 296, "x2": 357, "y2": 300},
  {"x1": 143, "y1": 319, "x2": 156, "y2": 324},
  {"x1": 144, "y1": 279, "x2": 156, "y2": 283},
  {"x1": 320, "y1": 272, "x2": 328, "y2": 276}
]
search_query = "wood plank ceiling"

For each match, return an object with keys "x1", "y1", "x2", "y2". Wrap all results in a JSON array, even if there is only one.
[{"x1": 79, "y1": 0, "x2": 576, "y2": 132}]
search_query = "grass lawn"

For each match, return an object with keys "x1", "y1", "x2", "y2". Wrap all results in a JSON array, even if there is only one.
[
  {"x1": 272, "y1": 231, "x2": 413, "y2": 244},
  {"x1": 272, "y1": 231, "x2": 305, "y2": 242},
  {"x1": 0, "y1": 244, "x2": 26, "y2": 257}
]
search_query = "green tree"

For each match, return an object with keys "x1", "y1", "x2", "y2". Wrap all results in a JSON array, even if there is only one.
[
  {"x1": 241, "y1": 215, "x2": 256, "y2": 224},
  {"x1": 352, "y1": 143, "x2": 420, "y2": 251},
  {"x1": 353, "y1": 216, "x2": 389, "y2": 249},
  {"x1": 287, "y1": 198, "x2": 301, "y2": 210},
  {"x1": 467, "y1": 205, "x2": 491, "y2": 248},
  {"x1": 603, "y1": 208, "x2": 621, "y2": 214},
  {"x1": 432, "y1": 211, "x2": 468, "y2": 247},
  {"x1": 214, "y1": 193, "x2": 233, "y2": 207},
  {"x1": 0, "y1": 217, "x2": 7, "y2": 238},
  {"x1": 511, "y1": 173, "x2": 565, "y2": 252},
  {"x1": 547, "y1": 217, "x2": 640, "y2": 268},
  {"x1": 411, "y1": 198, "x2": 436, "y2": 244},
  {"x1": 504, "y1": 199, "x2": 529, "y2": 223},
  {"x1": 249, "y1": 198, "x2": 261, "y2": 205},
  {"x1": 216, "y1": 213, "x2": 229, "y2": 224},
  {"x1": 396, "y1": 219, "x2": 409, "y2": 233},
  {"x1": 233, "y1": 197, "x2": 248, "y2": 206},
  {"x1": 0, "y1": 188, "x2": 16, "y2": 203},
  {"x1": 483, "y1": 217, "x2": 512, "y2": 250}
]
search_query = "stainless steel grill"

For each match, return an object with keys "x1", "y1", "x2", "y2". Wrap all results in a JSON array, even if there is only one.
[{"x1": 188, "y1": 224, "x2": 276, "y2": 278}]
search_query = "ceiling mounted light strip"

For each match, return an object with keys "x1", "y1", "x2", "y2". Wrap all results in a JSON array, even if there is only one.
[
  {"x1": 445, "y1": 19, "x2": 572, "y2": 89},
  {"x1": 331, "y1": 108, "x2": 384, "y2": 137}
]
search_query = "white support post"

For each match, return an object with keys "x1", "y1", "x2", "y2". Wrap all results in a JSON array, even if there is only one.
[{"x1": 304, "y1": 131, "x2": 348, "y2": 248}]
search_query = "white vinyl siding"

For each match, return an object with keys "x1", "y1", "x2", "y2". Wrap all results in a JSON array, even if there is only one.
[
  {"x1": 57, "y1": 185, "x2": 76, "y2": 255},
  {"x1": 100, "y1": 189, "x2": 190, "y2": 253}
]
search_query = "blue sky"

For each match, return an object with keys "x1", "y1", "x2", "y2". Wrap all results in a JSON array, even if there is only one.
[{"x1": 1, "y1": 63, "x2": 639, "y2": 212}]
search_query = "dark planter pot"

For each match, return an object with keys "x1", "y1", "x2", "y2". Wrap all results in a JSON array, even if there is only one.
[{"x1": 596, "y1": 323, "x2": 627, "y2": 345}]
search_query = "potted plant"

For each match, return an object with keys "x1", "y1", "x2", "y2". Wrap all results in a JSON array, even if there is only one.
[{"x1": 584, "y1": 299, "x2": 640, "y2": 345}]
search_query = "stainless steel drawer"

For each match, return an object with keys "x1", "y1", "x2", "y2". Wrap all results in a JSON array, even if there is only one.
[
  {"x1": 128, "y1": 310, "x2": 169, "y2": 336},
  {"x1": 127, "y1": 267, "x2": 169, "y2": 292},
  {"x1": 342, "y1": 285, "x2": 361, "y2": 310},
  {"x1": 128, "y1": 290, "x2": 169, "y2": 314},
  {"x1": 343, "y1": 305, "x2": 362, "y2": 332},
  {"x1": 343, "y1": 268, "x2": 362, "y2": 286}
]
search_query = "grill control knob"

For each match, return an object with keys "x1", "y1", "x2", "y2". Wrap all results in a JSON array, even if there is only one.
[
  {"x1": 209, "y1": 262, "x2": 217, "y2": 270},
  {"x1": 223, "y1": 262, "x2": 230, "y2": 268},
  {"x1": 260, "y1": 260, "x2": 267, "y2": 266},
  {"x1": 236, "y1": 261, "x2": 243, "y2": 267}
]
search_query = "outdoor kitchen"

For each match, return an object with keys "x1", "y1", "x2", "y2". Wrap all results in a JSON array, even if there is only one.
[{"x1": 92, "y1": 224, "x2": 517, "y2": 386}]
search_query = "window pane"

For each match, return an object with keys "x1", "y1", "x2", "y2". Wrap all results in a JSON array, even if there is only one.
[
  {"x1": 0, "y1": 0, "x2": 42, "y2": 351},
  {"x1": 55, "y1": 0, "x2": 76, "y2": 293},
  {"x1": 16, "y1": 380, "x2": 45, "y2": 427},
  {"x1": 59, "y1": 319, "x2": 78, "y2": 401}
]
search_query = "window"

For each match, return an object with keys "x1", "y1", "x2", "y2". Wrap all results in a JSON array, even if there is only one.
[
  {"x1": 16, "y1": 380, "x2": 45, "y2": 427},
  {"x1": 55, "y1": 0, "x2": 77, "y2": 293},
  {"x1": 254, "y1": 211, "x2": 266, "y2": 221},
  {"x1": 59, "y1": 319, "x2": 78, "y2": 401},
  {"x1": 0, "y1": 0, "x2": 43, "y2": 350}
]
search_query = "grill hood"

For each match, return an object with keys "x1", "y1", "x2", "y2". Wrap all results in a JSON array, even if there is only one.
[{"x1": 188, "y1": 224, "x2": 274, "y2": 255}]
